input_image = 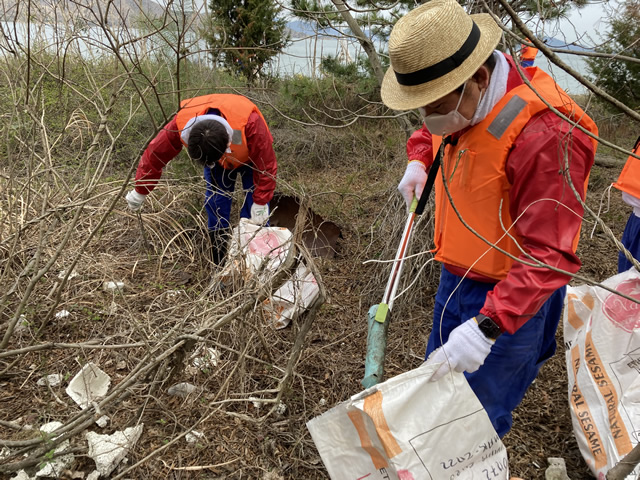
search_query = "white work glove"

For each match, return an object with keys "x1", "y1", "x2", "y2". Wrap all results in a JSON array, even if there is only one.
[
  {"x1": 125, "y1": 190, "x2": 146, "y2": 212},
  {"x1": 249, "y1": 203, "x2": 269, "y2": 225},
  {"x1": 426, "y1": 318, "x2": 495, "y2": 382},
  {"x1": 398, "y1": 160, "x2": 428, "y2": 211}
]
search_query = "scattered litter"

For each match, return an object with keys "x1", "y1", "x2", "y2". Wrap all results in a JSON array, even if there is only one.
[
  {"x1": 167, "y1": 382, "x2": 197, "y2": 398},
  {"x1": 319, "y1": 398, "x2": 326, "y2": 406},
  {"x1": 1, "y1": 447, "x2": 11, "y2": 460},
  {"x1": 37, "y1": 374, "x2": 63, "y2": 387},
  {"x1": 545, "y1": 457, "x2": 570, "y2": 480},
  {"x1": 276, "y1": 402, "x2": 287, "y2": 415},
  {"x1": 185, "y1": 430, "x2": 204, "y2": 443},
  {"x1": 103, "y1": 281, "x2": 125, "y2": 292},
  {"x1": 249, "y1": 397, "x2": 262, "y2": 409},
  {"x1": 66, "y1": 363, "x2": 111, "y2": 409},
  {"x1": 95, "y1": 415, "x2": 110, "y2": 428},
  {"x1": 86, "y1": 424, "x2": 143, "y2": 477},
  {"x1": 165, "y1": 289, "x2": 184, "y2": 299},
  {"x1": 190, "y1": 347, "x2": 219, "y2": 369},
  {"x1": 36, "y1": 422, "x2": 74, "y2": 478},
  {"x1": 55, "y1": 310, "x2": 70, "y2": 319},
  {"x1": 58, "y1": 270, "x2": 79, "y2": 280}
]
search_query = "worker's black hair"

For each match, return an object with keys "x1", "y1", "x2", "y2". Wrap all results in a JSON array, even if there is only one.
[{"x1": 187, "y1": 120, "x2": 229, "y2": 167}]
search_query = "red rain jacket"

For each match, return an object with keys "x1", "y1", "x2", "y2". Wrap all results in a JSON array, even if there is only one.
[
  {"x1": 406, "y1": 54, "x2": 596, "y2": 334},
  {"x1": 133, "y1": 109, "x2": 277, "y2": 206}
]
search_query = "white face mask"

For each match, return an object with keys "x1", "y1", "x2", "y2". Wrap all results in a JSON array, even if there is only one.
[{"x1": 420, "y1": 81, "x2": 483, "y2": 136}]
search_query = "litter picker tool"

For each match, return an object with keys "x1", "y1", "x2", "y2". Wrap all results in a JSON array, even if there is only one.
[{"x1": 362, "y1": 153, "x2": 441, "y2": 389}]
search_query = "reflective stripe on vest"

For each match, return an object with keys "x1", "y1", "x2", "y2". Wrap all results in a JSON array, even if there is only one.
[
  {"x1": 432, "y1": 67, "x2": 598, "y2": 280},
  {"x1": 613, "y1": 137, "x2": 640, "y2": 198},
  {"x1": 174, "y1": 94, "x2": 270, "y2": 169}
]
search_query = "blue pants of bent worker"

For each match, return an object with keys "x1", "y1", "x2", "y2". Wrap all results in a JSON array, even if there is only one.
[
  {"x1": 203, "y1": 164, "x2": 256, "y2": 231},
  {"x1": 618, "y1": 213, "x2": 640, "y2": 273},
  {"x1": 425, "y1": 266, "x2": 565, "y2": 437}
]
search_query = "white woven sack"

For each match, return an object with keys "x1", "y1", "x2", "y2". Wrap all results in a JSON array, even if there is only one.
[
  {"x1": 307, "y1": 363, "x2": 509, "y2": 480},
  {"x1": 563, "y1": 267, "x2": 640, "y2": 479}
]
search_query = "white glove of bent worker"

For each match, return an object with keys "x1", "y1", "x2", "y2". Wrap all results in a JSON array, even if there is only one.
[
  {"x1": 249, "y1": 203, "x2": 269, "y2": 225},
  {"x1": 126, "y1": 190, "x2": 146, "y2": 212},
  {"x1": 398, "y1": 160, "x2": 428, "y2": 211},
  {"x1": 426, "y1": 318, "x2": 495, "y2": 382}
]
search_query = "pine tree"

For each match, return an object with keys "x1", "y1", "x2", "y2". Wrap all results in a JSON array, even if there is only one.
[
  {"x1": 205, "y1": 0, "x2": 290, "y2": 82},
  {"x1": 586, "y1": 0, "x2": 640, "y2": 111}
]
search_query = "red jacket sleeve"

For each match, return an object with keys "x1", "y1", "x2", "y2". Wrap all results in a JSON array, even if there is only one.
[
  {"x1": 246, "y1": 111, "x2": 277, "y2": 205},
  {"x1": 406, "y1": 125, "x2": 435, "y2": 169},
  {"x1": 134, "y1": 117, "x2": 183, "y2": 195},
  {"x1": 480, "y1": 111, "x2": 595, "y2": 334}
]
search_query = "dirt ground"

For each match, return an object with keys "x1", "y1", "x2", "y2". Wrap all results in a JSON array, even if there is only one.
[{"x1": 0, "y1": 123, "x2": 632, "y2": 479}]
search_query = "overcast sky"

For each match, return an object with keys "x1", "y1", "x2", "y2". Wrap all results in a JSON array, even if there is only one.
[{"x1": 542, "y1": 0, "x2": 619, "y2": 46}]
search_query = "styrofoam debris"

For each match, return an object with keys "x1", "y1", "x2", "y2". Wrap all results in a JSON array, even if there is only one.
[
  {"x1": 55, "y1": 310, "x2": 70, "y2": 318},
  {"x1": 249, "y1": 396, "x2": 262, "y2": 409},
  {"x1": 103, "y1": 281, "x2": 125, "y2": 292},
  {"x1": 66, "y1": 363, "x2": 111, "y2": 409},
  {"x1": 185, "y1": 430, "x2": 204, "y2": 443},
  {"x1": 167, "y1": 382, "x2": 197, "y2": 398},
  {"x1": 86, "y1": 424, "x2": 143, "y2": 476},
  {"x1": 95, "y1": 415, "x2": 110, "y2": 428},
  {"x1": 36, "y1": 422, "x2": 74, "y2": 478},
  {"x1": 37, "y1": 374, "x2": 63, "y2": 387}
]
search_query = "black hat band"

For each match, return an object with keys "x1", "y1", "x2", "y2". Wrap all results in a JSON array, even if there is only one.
[{"x1": 394, "y1": 22, "x2": 481, "y2": 86}]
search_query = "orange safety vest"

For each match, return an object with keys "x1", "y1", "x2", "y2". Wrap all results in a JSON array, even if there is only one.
[
  {"x1": 613, "y1": 137, "x2": 640, "y2": 198},
  {"x1": 175, "y1": 94, "x2": 270, "y2": 169},
  {"x1": 432, "y1": 67, "x2": 599, "y2": 280},
  {"x1": 520, "y1": 45, "x2": 538, "y2": 62}
]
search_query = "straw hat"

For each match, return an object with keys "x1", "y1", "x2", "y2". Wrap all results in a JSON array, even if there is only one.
[{"x1": 381, "y1": 0, "x2": 502, "y2": 111}]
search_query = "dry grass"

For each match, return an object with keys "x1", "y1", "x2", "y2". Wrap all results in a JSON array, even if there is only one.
[{"x1": 0, "y1": 112, "x2": 630, "y2": 479}]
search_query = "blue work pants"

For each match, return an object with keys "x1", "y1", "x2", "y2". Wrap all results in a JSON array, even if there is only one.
[
  {"x1": 618, "y1": 213, "x2": 640, "y2": 273},
  {"x1": 426, "y1": 266, "x2": 565, "y2": 437},
  {"x1": 203, "y1": 164, "x2": 256, "y2": 231}
]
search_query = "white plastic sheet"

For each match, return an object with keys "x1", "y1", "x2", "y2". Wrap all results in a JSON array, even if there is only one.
[
  {"x1": 563, "y1": 268, "x2": 640, "y2": 479},
  {"x1": 307, "y1": 363, "x2": 509, "y2": 480},
  {"x1": 227, "y1": 219, "x2": 320, "y2": 329}
]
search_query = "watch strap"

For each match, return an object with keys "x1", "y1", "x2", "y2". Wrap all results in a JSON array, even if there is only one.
[{"x1": 475, "y1": 314, "x2": 502, "y2": 340}]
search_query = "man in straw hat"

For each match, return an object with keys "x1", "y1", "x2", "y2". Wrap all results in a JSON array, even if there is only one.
[
  {"x1": 125, "y1": 93, "x2": 277, "y2": 264},
  {"x1": 381, "y1": 0, "x2": 598, "y2": 436}
]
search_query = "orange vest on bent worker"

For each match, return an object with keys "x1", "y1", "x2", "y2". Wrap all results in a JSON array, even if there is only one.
[
  {"x1": 520, "y1": 45, "x2": 538, "y2": 62},
  {"x1": 432, "y1": 67, "x2": 598, "y2": 280},
  {"x1": 174, "y1": 94, "x2": 270, "y2": 169},
  {"x1": 613, "y1": 137, "x2": 640, "y2": 198}
]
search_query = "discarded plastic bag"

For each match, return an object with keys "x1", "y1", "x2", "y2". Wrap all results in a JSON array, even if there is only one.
[
  {"x1": 563, "y1": 267, "x2": 640, "y2": 479},
  {"x1": 226, "y1": 219, "x2": 319, "y2": 329},
  {"x1": 307, "y1": 362, "x2": 509, "y2": 480},
  {"x1": 263, "y1": 263, "x2": 319, "y2": 329},
  {"x1": 226, "y1": 218, "x2": 292, "y2": 278}
]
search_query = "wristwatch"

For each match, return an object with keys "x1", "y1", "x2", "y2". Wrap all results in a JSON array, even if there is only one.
[{"x1": 475, "y1": 314, "x2": 503, "y2": 340}]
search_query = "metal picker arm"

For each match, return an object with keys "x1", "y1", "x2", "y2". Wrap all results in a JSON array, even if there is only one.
[{"x1": 362, "y1": 153, "x2": 442, "y2": 389}]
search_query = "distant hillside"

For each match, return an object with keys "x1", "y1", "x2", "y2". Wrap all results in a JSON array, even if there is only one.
[{"x1": 542, "y1": 36, "x2": 592, "y2": 52}]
